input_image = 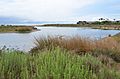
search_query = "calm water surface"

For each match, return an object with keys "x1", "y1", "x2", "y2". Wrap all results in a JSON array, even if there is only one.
[{"x1": 0, "y1": 27, "x2": 119, "y2": 51}]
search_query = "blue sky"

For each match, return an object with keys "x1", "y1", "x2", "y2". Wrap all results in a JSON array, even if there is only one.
[
  {"x1": 0, "y1": 0, "x2": 120, "y2": 24},
  {"x1": 75, "y1": 0, "x2": 120, "y2": 20}
]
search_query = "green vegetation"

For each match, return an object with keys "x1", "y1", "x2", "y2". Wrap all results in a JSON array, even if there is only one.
[
  {"x1": 77, "y1": 18, "x2": 120, "y2": 25},
  {"x1": 0, "y1": 25, "x2": 36, "y2": 33},
  {"x1": 0, "y1": 48, "x2": 120, "y2": 79}
]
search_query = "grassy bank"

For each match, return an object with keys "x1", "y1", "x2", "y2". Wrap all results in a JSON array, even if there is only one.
[
  {"x1": 0, "y1": 25, "x2": 36, "y2": 33},
  {"x1": 42, "y1": 24, "x2": 84, "y2": 27},
  {"x1": 92, "y1": 25, "x2": 120, "y2": 30},
  {"x1": 42, "y1": 24, "x2": 120, "y2": 30}
]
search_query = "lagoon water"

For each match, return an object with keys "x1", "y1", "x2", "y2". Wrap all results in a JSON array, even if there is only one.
[{"x1": 0, "y1": 26, "x2": 120, "y2": 51}]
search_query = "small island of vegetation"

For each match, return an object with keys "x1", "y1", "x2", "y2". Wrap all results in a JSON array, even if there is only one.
[{"x1": 0, "y1": 25, "x2": 37, "y2": 33}]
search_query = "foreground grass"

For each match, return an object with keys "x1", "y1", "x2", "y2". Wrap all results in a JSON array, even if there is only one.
[
  {"x1": 0, "y1": 26, "x2": 36, "y2": 33},
  {"x1": 0, "y1": 48, "x2": 120, "y2": 79}
]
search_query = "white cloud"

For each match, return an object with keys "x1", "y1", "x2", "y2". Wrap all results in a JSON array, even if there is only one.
[{"x1": 0, "y1": 0, "x2": 97, "y2": 21}]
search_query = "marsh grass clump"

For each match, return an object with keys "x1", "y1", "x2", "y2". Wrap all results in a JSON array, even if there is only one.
[
  {"x1": 32, "y1": 36, "x2": 120, "y2": 54},
  {"x1": 32, "y1": 36, "x2": 94, "y2": 54}
]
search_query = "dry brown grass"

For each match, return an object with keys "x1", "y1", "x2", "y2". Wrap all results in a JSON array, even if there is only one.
[
  {"x1": 0, "y1": 26, "x2": 35, "y2": 33},
  {"x1": 15, "y1": 27, "x2": 33, "y2": 32},
  {"x1": 61, "y1": 37, "x2": 95, "y2": 54},
  {"x1": 32, "y1": 36, "x2": 95, "y2": 54},
  {"x1": 32, "y1": 36, "x2": 120, "y2": 53},
  {"x1": 95, "y1": 37, "x2": 120, "y2": 50},
  {"x1": 93, "y1": 37, "x2": 120, "y2": 63}
]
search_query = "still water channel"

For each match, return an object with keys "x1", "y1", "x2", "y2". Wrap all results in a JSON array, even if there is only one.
[{"x1": 0, "y1": 27, "x2": 119, "y2": 51}]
